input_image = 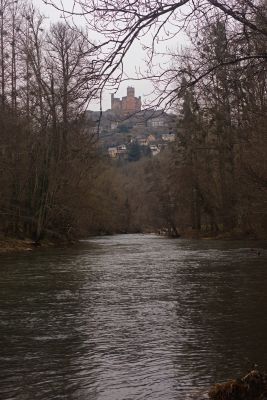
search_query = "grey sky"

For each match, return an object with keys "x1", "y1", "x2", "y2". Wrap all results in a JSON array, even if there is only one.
[{"x1": 32, "y1": 0, "x2": 188, "y2": 111}]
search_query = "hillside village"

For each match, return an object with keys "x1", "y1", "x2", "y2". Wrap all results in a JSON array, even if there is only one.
[{"x1": 86, "y1": 87, "x2": 176, "y2": 161}]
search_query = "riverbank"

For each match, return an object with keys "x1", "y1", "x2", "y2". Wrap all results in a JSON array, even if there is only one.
[
  {"x1": 0, "y1": 238, "x2": 58, "y2": 254},
  {"x1": 188, "y1": 369, "x2": 267, "y2": 400},
  {"x1": 181, "y1": 227, "x2": 263, "y2": 241},
  {"x1": 208, "y1": 369, "x2": 267, "y2": 400},
  {"x1": 1, "y1": 229, "x2": 265, "y2": 254}
]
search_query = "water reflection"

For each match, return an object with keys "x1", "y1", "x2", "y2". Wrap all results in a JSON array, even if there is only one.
[
  {"x1": 0, "y1": 249, "x2": 101, "y2": 400},
  {"x1": 0, "y1": 235, "x2": 267, "y2": 400}
]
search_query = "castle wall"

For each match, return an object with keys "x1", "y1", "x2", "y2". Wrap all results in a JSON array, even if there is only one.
[{"x1": 121, "y1": 95, "x2": 141, "y2": 114}]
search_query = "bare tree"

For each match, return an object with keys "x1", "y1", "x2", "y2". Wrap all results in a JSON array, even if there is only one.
[
  {"x1": 43, "y1": 0, "x2": 267, "y2": 107},
  {"x1": 0, "y1": 2, "x2": 101, "y2": 241}
]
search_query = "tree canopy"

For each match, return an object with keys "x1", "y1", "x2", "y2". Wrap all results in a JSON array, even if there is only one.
[{"x1": 44, "y1": 0, "x2": 267, "y2": 107}]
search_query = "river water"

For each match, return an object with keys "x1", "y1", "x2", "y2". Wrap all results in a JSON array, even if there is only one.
[{"x1": 1, "y1": 234, "x2": 267, "y2": 400}]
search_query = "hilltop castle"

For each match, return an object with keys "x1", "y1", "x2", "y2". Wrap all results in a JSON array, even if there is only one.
[{"x1": 111, "y1": 87, "x2": 141, "y2": 115}]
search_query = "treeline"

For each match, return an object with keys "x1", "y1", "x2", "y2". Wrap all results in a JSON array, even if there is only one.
[
  {"x1": 104, "y1": 8, "x2": 267, "y2": 238},
  {"x1": 0, "y1": 1, "x2": 105, "y2": 241},
  {"x1": 1, "y1": 0, "x2": 266, "y2": 241},
  {"x1": 162, "y1": 12, "x2": 267, "y2": 237}
]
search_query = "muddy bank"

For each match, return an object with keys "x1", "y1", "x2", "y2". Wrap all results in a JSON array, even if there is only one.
[{"x1": 0, "y1": 238, "x2": 58, "y2": 254}]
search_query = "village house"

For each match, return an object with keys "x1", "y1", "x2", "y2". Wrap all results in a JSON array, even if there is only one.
[
  {"x1": 147, "y1": 116, "x2": 166, "y2": 128},
  {"x1": 147, "y1": 134, "x2": 156, "y2": 144},
  {"x1": 117, "y1": 144, "x2": 127, "y2": 154},
  {"x1": 137, "y1": 137, "x2": 148, "y2": 146},
  {"x1": 150, "y1": 145, "x2": 160, "y2": 156},
  {"x1": 162, "y1": 133, "x2": 176, "y2": 142},
  {"x1": 108, "y1": 147, "x2": 118, "y2": 158}
]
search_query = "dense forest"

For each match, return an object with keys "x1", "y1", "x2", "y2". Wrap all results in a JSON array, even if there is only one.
[{"x1": 0, "y1": 0, "x2": 266, "y2": 242}]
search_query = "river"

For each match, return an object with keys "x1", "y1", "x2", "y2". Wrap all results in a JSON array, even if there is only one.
[{"x1": 1, "y1": 234, "x2": 267, "y2": 400}]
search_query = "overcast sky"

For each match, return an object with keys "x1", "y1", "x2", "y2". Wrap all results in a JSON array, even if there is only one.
[{"x1": 32, "y1": 0, "x2": 188, "y2": 111}]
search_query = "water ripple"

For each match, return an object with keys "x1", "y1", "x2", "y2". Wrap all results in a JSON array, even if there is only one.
[{"x1": 1, "y1": 234, "x2": 267, "y2": 399}]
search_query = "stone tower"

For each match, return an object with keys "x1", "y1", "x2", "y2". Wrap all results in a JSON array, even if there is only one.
[{"x1": 127, "y1": 87, "x2": 135, "y2": 97}]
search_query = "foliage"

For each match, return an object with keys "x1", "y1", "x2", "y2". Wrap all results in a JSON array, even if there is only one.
[
  {"x1": 1, "y1": 0, "x2": 267, "y2": 241},
  {"x1": 0, "y1": 1, "x2": 99, "y2": 241},
  {"x1": 97, "y1": 10, "x2": 267, "y2": 238},
  {"x1": 127, "y1": 142, "x2": 141, "y2": 162}
]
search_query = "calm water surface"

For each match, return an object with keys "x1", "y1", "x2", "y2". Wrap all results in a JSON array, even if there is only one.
[{"x1": 1, "y1": 234, "x2": 267, "y2": 400}]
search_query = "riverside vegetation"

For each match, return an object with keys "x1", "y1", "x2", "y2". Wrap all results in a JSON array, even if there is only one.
[
  {"x1": 0, "y1": 0, "x2": 267, "y2": 248},
  {"x1": 208, "y1": 369, "x2": 267, "y2": 400}
]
